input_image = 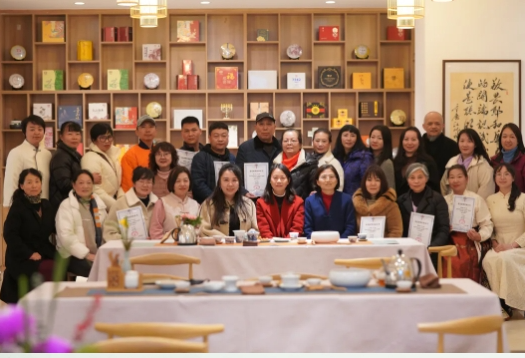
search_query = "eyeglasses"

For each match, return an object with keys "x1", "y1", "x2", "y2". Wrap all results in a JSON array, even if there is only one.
[
  {"x1": 155, "y1": 152, "x2": 172, "y2": 158},
  {"x1": 283, "y1": 140, "x2": 299, "y2": 144},
  {"x1": 495, "y1": 172, "x2": 512, "y2": 178},
  {"x1": 97, "y1": 135, "x2": 113, "y2": 142}
]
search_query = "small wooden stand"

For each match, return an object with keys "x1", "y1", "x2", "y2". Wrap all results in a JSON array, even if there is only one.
[
  {"x1": 242, "y1": 241, "x2": 258, "y2": 247},
  {"x1": 106, "y1": 252, "x2": 144, "y2": 292}
]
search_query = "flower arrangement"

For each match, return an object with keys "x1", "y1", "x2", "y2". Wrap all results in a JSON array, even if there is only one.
[
  {"x1": 118, "y1": 216, "x2": 132, "y2": 251},
  {"x1": 179, "y1": 214, "x2": 202, "y2": 227}
]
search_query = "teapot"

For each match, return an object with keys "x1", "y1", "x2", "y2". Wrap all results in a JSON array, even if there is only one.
[{"x1": 382, "y1": 249, "x2": 422, "y2": 289}]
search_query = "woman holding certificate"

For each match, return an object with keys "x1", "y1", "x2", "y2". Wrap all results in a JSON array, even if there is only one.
[
  {"x1": 149, "y1": 142, "x2": 179, "y2": 198},
  {"x1": 353, "y1": 165, "x2": 402, "y2": 238},
  {"x1": 256, "y1": 164, "x2": 305, "y2": 238},
  {"x1": 483, "y1": 163, "x2": 525, "y2": 319},
  {"x1": 441, "y1": 129, "x2": 494, "y2": 199},
  {"x1": 149, "y1": 166, "x2": 200, "y2": 240},
  {"x1": 200, "y1": 164, "x2": 258, "y2": 237},
  {"x1": 397, "y1": 163, "x2": 449, "y2": 268},
  {"x1": 444, "y1": 164, "x2": 493, "y2": 281},
  {"x1": 273, "y1": 129, "x2": 318, "y2": 199},
  {"x1": 304, "y1": 164, "x2": 356, "y2": 239}
]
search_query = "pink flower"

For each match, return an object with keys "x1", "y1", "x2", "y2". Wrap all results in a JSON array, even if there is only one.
[
  {"x1": 182, "y1": 214, "x2": 196, "y2": 220},
  {"x1": 0, "y1": 305, "x2": 34, "y2": 344},
  {"x1": 32, "y1": 336, "x2": 73, "y2": 353}
]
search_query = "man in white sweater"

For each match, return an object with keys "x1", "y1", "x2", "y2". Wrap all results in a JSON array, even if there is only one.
[{"x1": 3, "y1": 115, "x2": 52, "y2": 207}]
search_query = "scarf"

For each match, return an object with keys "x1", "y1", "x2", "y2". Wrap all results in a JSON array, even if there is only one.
[
  {"x1": 74, "y1": 192, "x2": 103, "y2": 248},
  {"x1": 502, "y1": 147, "x2": 518, "y2": 163},
  {"x1": 24, "y1": 193, "x2": 41, "y2": 204},
  {"x1": 282, "y1": 151, "x2": 301, "y2": 171},
  {"x1": 458, "y1": 155, "x2": 474, "y2": 169}
]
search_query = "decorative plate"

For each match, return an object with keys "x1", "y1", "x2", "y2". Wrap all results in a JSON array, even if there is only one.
[
  {"x1": 280, "y1": 110, "x2": 296, "y2": 127},
  {"x1": 78, "y1": 73, "x2": 94, "y2": 88},
  {"x1": 144, "y1": 72, "x2": 160, "y2": 89},
  {"x1": 9, "y1": 73, "x2": 24, "y2": 89},
  {"x1": 286, "y1": 44, "x2": 303, "y2": 60},
  {"x1": 146, "y1": 101, "x2": 162, "y2": 119},
  {"x1": 220, "y1": 43, "x2": 236, "y2": 60},
  {"x1": 390, "y1": 109, "x2": 407, "y2": 126},
  {"x1": 354, "y1": 44, "x2": 370, "y2": 59},
  {"x1": 10, "y1": 45, "x2": 26, "y2": 61}
]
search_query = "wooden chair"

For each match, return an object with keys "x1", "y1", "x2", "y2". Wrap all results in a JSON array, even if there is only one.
[
  {"x1": 418, "y1": 315, "x2": 504, "y2": 353},
  {"x1": 334, "y1": 257, "x2": 391, "y2": 270},
  {"x1": 247, "y1": 273, "x2": 327, "y2": 281},
  {"x1": 94, "y1": 322, "x2": 224, "y2": 344},
  {"x1": 88, "y1": 336, "x2": 208, "y2": 353},
  {"x1": 428, "y1": 245, "x2": 458, "y2": 278},
  {"x1": 129, "y1": 253, "x2": 201, "y2": 282}
]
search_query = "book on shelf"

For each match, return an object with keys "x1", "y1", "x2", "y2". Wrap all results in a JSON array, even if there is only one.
[
  {"x1": 117, "y1": 27, "x2": 132, "y2": 42},
  {"x1": 318, "y1": 66, "x2": 342, "y2": 89},
  {"x1": 248, "y1": 70, "x2": 277, "y2": 90},
  {"x1": 58, "y1": 106, "x2": 82, "y2": 128},
  {"x1": 215, "y1": 67, "x2": 238, "y2": 90},
  {"x1": 173, "y1": 109, "x2": 203, "y2": 129},
  {"x1": 227, "y1": 125, "x2": 238, "y2": 148},
  {"x1": 88, "y1": 103, "x2": 108, "y2": 120},
  {"x1": 33, "y1": 103, "x2": 53, "y2": 120},
  {"x1": 359, "y1": 101, "x2": 381, "y2": 118},
  {"x1": 107, "y1": 69, "x2": 129, "y2": 90},
  {"x1": 42, "y1": 70, "x2": 64, "y2": 91},
  {"x1": 177, "y1": 20, "x2": 199, "y2": 42},
  {"x1": 287, "y1": 73, "x2": 306, "y2": 89},
  {"x1": 42, "y1": 21, "x2": 64, "y2": 42},
  {"x1": 115, "y1": 107, "x2": 138, "y2": 129},
  {"x1": 102, "y1": 27, "x2": 117, "y2": 42},
  {"x1": 142, "y1": 44, "x2": 161, "y2": 61},
  {"x1": 44, "y1": 127, "x2": 54, "y2": 149}
]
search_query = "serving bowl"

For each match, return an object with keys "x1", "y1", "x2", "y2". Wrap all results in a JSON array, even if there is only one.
[
  {"x1": 311, "y1": 231, "x2": 340, "y2": 243},
  {"x1": 329, "y1": 268, "x2": 371, "y2": 288}
]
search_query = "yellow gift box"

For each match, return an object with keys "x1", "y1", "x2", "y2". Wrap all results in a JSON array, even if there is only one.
[{"x1": 77, "y1": 40, "x2": 93, "y2": 61}]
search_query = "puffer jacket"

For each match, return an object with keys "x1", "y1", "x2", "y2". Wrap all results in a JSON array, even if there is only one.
[
  {"x1": 274, "y1": 149, "x2": 318, "y2": 199},
  {"x1": 353, "y1": 188, "x2": 403, "y2": 238},
  {"x1": 49, "y1": 141, "x2": 82, "y2": 214},
  {"x1": 339, "y1": 149, "x2": 374, "y2": 198}
]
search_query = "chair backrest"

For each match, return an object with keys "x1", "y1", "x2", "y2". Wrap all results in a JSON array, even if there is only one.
[
  {"x1": 334, "y1": 257, "x2": 391, "y2": 270},
  {"x1": 130, "y1": 253, "x2": 201, "y2": 280},
  {"x1": 94, "y1": 322, "x2": 225, "y2": 343},
  {"x1": 418, "y1": 315, "x2": 504, "y2": 353},
  {"x1": 427, "y1": 245, "x2": 458, "y2": 278},
  {"x1": 89, "y1": 336, "x2": 208, "y2": 353}
]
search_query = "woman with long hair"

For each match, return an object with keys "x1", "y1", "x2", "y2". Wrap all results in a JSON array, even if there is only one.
[
  {"x1": 308, "y1": 128, "x2": 344, "y2": 191},
  {"x1": 393, "y1": 126, "x2": 440, "y2": 196},
  {"x1": 369, "y1": 125, "x2": 395, "y2": 190},
  {"x1": 353, "y1": 165, "x2": 402, "y2": 238},
  {"x1": 0, "y1": 169, "x2": 57, "y2": 303},
  {"x1": 333, "y1": 125, "x2": 374, "y2": 198},
  {"x1": 483, "y1": 163, "x2": 525, "y2": 319},
  {"x1": 256, "y1": 164, "x2": 304, "y2": 238},
  {"x1": 490, "y1": 123, "x2": 525, "y2": 192},
  {"x1": 441, "y1": 128, "x2": 494, "y2": 199},
  {"x1": 149, "y1": 141, "x2": 179, "y2": 198},
  {"x1": 200, "y1": 164, "x2": 258, "y2": 237}
]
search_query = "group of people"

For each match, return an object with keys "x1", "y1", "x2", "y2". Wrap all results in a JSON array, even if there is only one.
[{"x1": 1, "y1": 111, "x2": 524, "y2": 321}]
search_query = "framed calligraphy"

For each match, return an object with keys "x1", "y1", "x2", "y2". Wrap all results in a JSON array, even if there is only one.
[{"x1": 443, "y1": 60, "x2": 521, "y2": 157}]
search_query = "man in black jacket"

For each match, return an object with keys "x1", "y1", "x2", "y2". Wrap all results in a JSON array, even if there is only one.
[
  {"x1": 191, "y1": 122, "x2": 236, "y2": 203},
  {"x1": 235, "y1": 112, "x2": 282, "y2": 198},
  {"x1": 179, "y1": 116, "x2": 204, "y2": 152},
  {"x1": 422, "y1": 111, "x2": 460, "y2": 179}
]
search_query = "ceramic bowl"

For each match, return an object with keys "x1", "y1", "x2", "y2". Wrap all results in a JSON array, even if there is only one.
[
  {"x1": 348, "y1": 235, "x2": 358, "y2": 243},
  {"x1": 396, "y1": 280, "x2": 412, "y2": 290},
  {"x1": 297, "y1": 237, "x2": 307, "y2": 244},
  {"x1": 213, "y1": 235, "x2": 223, "y2": 244},
  {"x1": 329, "y1": 268, "x2": 371, "y2": 288},
  {"x1": 203, "y1": 281, "x2": 225, "y2": 292},
  {"x1": 258, "y1": 275, "x2": 272, "y2": 284},
  {"x1": 289, "y1": 232, "x2": 299, "y2": 240},
  {"x1": 306, "y1": 278, "x2": 321, "y2": 286},
  {"x1": 311, "y1": 231, "x2": 340, "y2": 243},
  {"x1": 224, "y1": 236, "x2": 235, "y2": 244},
  {"x1": 281, "y1": 272, "x2": 300, "y2": 286},
  {"x1": 357, "y1": 233, "x2": 368, "y2": 240},
  {"x1": 156, "y1": 280, "x2": 189, "y2": 290}
]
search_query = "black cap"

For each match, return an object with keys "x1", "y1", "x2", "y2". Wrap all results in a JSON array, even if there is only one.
[
  {"x1": 137, "y1": 114, "x2": 156, "y2": 128},
  {"x1": 255, "y1": 112, "x2": 275, "y2": 123}
]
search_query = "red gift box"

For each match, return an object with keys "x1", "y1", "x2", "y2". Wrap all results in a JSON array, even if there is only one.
[
  {"x1": 187, "y1": 75, "x2": 199, "y2": 90},
  {"x1": 319, "y1": 26, "x2": 340, "y2": 41},
  {"x1": 182, "y1": 60, "x2": 193, "y2": 76},
  {"x1": 102, "y1": 27, "x2": 116, "y2": 42},
  {"x1": 215, "y1": 67, "x2": 238, "y2": 90},
  {"x1": 177, "y1": 75, "x2": 188, "y2": 90},
  {"x1": 387, "y1": 26, "x2": 406, "y2": 41},
  {"x1": 117, "y1": 27, "x2": 132, "y2": 42}
]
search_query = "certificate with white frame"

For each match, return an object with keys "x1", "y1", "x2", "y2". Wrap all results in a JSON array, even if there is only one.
[
  {"x1": 213, "y1": 161, "x2": 230, "y2": 184},
  {"x1": 116, "y1": 206, "x2": 148, "y2": 241},
  {"x1": 176, "y1": 149, "x2": 197, "y2": 171},
  {"x1": 408, "y1": 212, "x2": 435, "y2": 247},
  {"x1": 244, "y1": 163, "x2": 268, "y2": 197},
  {"x1": 359, "y1": 216, "x2": 386, "y2": 238},
  {"x1": 451, "y1": 195, "x2": 475, "y2": 233}
]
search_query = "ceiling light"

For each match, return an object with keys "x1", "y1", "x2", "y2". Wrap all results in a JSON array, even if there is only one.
[
  {"x1": 74, "y1": 1, "x2": 85, "y2": 4},
  {"x1": 387, "y1": 0, "x2": 424, "y2": 20},
  {"x1": 117, "y1": 0, "x2": 138, "y2": 6},
  {"x1": 201, "y1": 1, "x2": 210, "y2": 3},
  {"x1": 326, "y1": 1, "x2": 336, "y2": 3},
  {"x1": 432, "y1": 0, "x2": 453, "y2": 2},
  {"x1": 397, "y1": 17, "x2": 415, "y2": 29},
  {"x1": 140, "y1": 16, "x2": 158, "y2": 28},
  {"x1": 130, "y1": 0, "x2": 167, "y2": 19}
]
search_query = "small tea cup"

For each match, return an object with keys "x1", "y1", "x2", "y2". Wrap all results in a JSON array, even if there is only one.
[
  {"x1": 222, "y1": 275, "x2": 239, "y2": 292},
  {"x1": 297, "y1": 237, "x2": 307, "y2": 244},
  {"x1": 233, "y1": 230, "x2": 246, "y2": 243},
  {"x1": 224, "y1": 236, "x2": 235, "y2": 244},
  {"x1": 258, "y1": 275, "x2": 272, "y2": 285},
  {"x1": 281, "y1": 272, "x2": 300, "y2": 287},
  {"x1": 357, "y1": 233, "x2": 367, "y2": 240},
  {"x1": 306, "y1": 278, "x2": 321, "y2": 286},
  {"x1": 396, "y1": 280, "x2": 412, "y2": 290},
  {"x1": 213, "y1": 235, "x2": 223, "y2": 244},
  {"x1": 289, "y1": 232, "x2": 299, "y2": 240}
]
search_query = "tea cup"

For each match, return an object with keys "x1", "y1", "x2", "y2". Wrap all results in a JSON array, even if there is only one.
[
  {"x1": 306, "y1": 278, "x2": 321, "y2": 286},
  {"x1": 233, "y1": 230, "x2": 246, "y2": 243},
  {"x1": 259, "y1": 275, "x2": 272, "y2": 285},
  {"x1": 280, "y1": 272, "x2": 300, "y2": 287},
  {"x1": 224, "y1": 236, "x2": 235, "y2": 244},
  {"x1": 213, "y1": 235, "x2": 223, "y2": 244},
  {"x1": 289, "y1": 232, "x2": 299, "y2": 240},
  {"x1": 297, "y1": 237, "x2": 307, "y2": 244},
  {"x1": 222, "y1": 275, "x2": 239, "y2": 292},
  {"x1": 357, "y1": 233, "x2": 367, "y2": 240},
  {"x1": 396, "y1": 280, "x2": 412, "y2": 290}
]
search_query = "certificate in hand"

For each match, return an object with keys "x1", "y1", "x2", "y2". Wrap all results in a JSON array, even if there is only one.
[
  {"x1": 116, "y1": 207, "x2": 148, "y2": 241},
  {"x1": 176, "y1": 149, "x2": 197, "y2": 171},
  {"x1": 359, "y1": 216, "x2": 386, "y2": 238},
  {"x1": 213, "y1": 161, "x2": 230, "y2": 184},
  {"x1": 451, "y1": 195, "x2": 475, "y2": 233},
  {"x1": 408, "y1": 212, "x2": 435, "y2": 246},
  {"x1": 244, "y1": 163, "x2": 268, "y2": 197}
]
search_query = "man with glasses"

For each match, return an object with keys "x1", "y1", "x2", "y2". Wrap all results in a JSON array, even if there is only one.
[{"x1": 81, "y1": 123, "x2": 123, "y2": 209}]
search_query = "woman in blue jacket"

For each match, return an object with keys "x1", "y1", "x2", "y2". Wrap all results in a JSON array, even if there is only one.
[{"x1": 304, "y1": 164, "x2": 356, "y2": 239}]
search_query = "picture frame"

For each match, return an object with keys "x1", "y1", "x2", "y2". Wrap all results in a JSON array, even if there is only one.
[{"x1": 442, "y1": 60, "x2": 521, "y2": 157}]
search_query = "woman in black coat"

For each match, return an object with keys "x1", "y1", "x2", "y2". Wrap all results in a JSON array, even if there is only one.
[
  {"x1": 0, "y1": 169, "x2": 57, "y2": 303},
  {"x1": 397, "y1": 163, "x2": 449, "y2": 269}
]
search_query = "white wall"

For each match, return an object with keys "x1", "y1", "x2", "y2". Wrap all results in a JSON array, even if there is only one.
[{"x1": 415, "y1": 0, "x2": 525, "y2": 132}]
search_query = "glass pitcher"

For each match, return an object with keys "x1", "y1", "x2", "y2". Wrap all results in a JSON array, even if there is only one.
[{"x1": 384, "y1": 249, "x2": 422, "y2": 289}]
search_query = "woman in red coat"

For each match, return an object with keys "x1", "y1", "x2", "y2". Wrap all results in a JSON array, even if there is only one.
[{"x1": 256, "y1": 163, "x2": 305, "y2": 238}]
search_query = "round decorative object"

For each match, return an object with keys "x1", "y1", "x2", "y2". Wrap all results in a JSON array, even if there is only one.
[
  {"x1": 143, "y1": 73, "x2": 160, "y2": 89},
  {"x1": 390, "y1": 109, "x2": 407, "y2": 126},
  {"x1": 354, "y1": 44, "x2": 370, "y2": 59},
  {"x1": 146, "y1": 101, "x2": 162, "y2": 119},
  {"x1": 220, "y1": 43, "x2": 236, "y2": 60},
  {"x1": 78, "y1": 73, "x2": 94, "y2": 89},
  {"x1": 10, "y1": 45, "x2": 26, "y2": 61},
  {"x1": 280, "y1": 110, "x2": 296, "y2": 127},
  {"x1": 9, "y1": 73, "x2": 24, "y2": 89},
  {"x1": 286, "y1": 44, "x2": 303, "y2": 60}
]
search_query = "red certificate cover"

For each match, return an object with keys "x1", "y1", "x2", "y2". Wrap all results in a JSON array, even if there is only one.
[
  {"x1": 117, "y1": 27, "x2": 132, "y2": 42},
  {"x1": 215, "y1": 67, "x2": 238, "y2": 90},
  {"x1": 319, "y1": 26, "x2": 340, "y2": 41},
  {"x1": 387, "y1": 26, "x2": 406, "y2": 40}
]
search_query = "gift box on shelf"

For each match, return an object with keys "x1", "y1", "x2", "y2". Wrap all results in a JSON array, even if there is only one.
[
  {"x1": 383, "y1": 68, "x2": 405, "y2": 89},
  {"x1": 305, "y1": 102, "x2": 326, "y2": 118},
  {"x1": 177, "y1": 20, "x2": 199, "y2": 42},
  {"x1": 107, "y1": 69, "x2": 129, "y2": 90},
  {"x1": 249, "y1": 102, "x2": 270, "y2": 120},
  {"x1": 387, "y1": 26, "x2": 407, "y2": 41},
  {"x1": 215, "y1": 67, "x2": 239, "y2": 90},
  {"x1": 359, "y1": 101, "x2": 381, "y2": 118},
  {"x1": 319, "y1": 26, "x2": 340, "y2": 41},
  {"x1": 352, "y1": 72, "x2": 372, "y2": 89},
  {"x1": 115, "y1": 107, "x2": 138, "y2": 129},
  {"x1": 42, "y1": 21, "x2": 64, "y2": 42},
  {"x1": 42, "y1": 70, "x2": 64, "y2": 91},
  {"x1": 287, "y1": 73, "x2": 306, "y2": 89}
]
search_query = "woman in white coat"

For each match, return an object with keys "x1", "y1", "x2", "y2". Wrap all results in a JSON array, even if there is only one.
[
  {"x1": 308, "y1": 128, "x2": 344, "y2": 191},
  {"x1": 56, "y1": 170, "x2": 107, "y2": 277},
  {"x1": 81, "y1": 123, "x2": 123, "y2": 209}
]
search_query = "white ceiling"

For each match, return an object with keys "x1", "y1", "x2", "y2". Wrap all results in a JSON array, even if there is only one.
[{"x1": 0, "y1": 0, "x2": 386, "y2": 10}]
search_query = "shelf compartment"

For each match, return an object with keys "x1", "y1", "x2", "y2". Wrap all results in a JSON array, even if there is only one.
[
  {"x1": 170, "y1": 44, "x2": 206, "y2": 90},
  {"x1": 101, "y1": 44, "x2": 133, "y2": 90},
  {"x1": 247, "y1": 14, "x2": 279, "y2": 42},
  {"x1": 313, "y1": 43, "x2": 345, "y2": 89},
  {"x1": 356, "y1": 118, "x2": 384, "y2": 139},
  {"x1": 2, "y1": 63, "x2": 33, "y2": 91},
  {"x1": 35, "y1": 45, "x2": 66, "y2": 91},
  {"x1": 302, "y1": 120, "x2": 330, "y2": 147},
  {"x1": 275, "y1": 92, "x2": 302, "y2": 127},
  {"x1": 2, "y1": 94, "x2": 27, "y2": 125},
  {"x1": 247, "y1": 93, "x2": 274, "y2": 120},
  {"x1": 2, "y1": 15, "x2": 33, "y2": 61},
  {"x1": 247, "y1": 43, "x2": 279, "y2": 72},
  {"x1": 347, "y1": 61, "x2": 379, "y2": 90},
  {"x1": 169, "y1": 14, "x2": 206, "y2": 43},
  {"x1": 86, "y1": 93, "x2": 111, "y2": 120},
  {"x1": 101, "y1": 14, "x2": 132, "y2": 30},
  {"x1": 140, "y1": 93, "x2": 168, "y2": 120},
  {"x1": 207, "y1": 63, "x2": 244, "y2": 90},
  {"x1": 280, "y1": 14, "x2": 312, "y2": 60},
  {"x1": 379, "y1": 14, "x2": 412, "y2": 41},
  {"x1": 303, "y1": 92, "x2": 329, "y2": 119},
  {"x1": 134, "y1": 18, "x2": 168, "y2": 61},
  {"x1": 67, "y1": 62, "x2": 100, "y2": 90},
  {"x1": 207, "y1": 92, "x2": 244, "y2": 121},
  {"x1": 385, "y1": 92, "x2": 411, "y2": 130},
  {"x1": 331, "y1": 92, "x2": 357, "y2": 123},
  {"x1": 207, "y1": 15, "x2": 244, "y2": 61},
  {"x1": 170, "y1": 93, "x2": 206, "y2": 129},
  {"x1": 135, "y1": 62, "x2": 167, "y2": 91},
  {"x1": 346, "y1": 14, "x2": 378, "y2": 60},
  {"x1": 67, "y1": 15, "x2": 100, "y2": 61},
  {"x1": 380, "y1": 42, "x2": 412, "y2": 89},
  {"x1": 280, "y1": 62, "x2": 312, "y2": 90},
  {"x1": 30, "y1": 93, "x2": 56, "y2": 120},
  {"x1": 35, "y1": 14, "x2": 66, "y2": 43},
  {"x1": 313, "y1": 13, "x2": 345, "y2": 41}
]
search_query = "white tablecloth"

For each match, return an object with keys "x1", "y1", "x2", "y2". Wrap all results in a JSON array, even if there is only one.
[
  {"x1": 88, "y1": 239, "x2": 436, "y2": 281},
  {"x1": 20, "y1": 279, "x2": 506, "y2": 352}
]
